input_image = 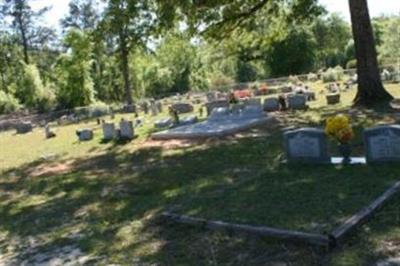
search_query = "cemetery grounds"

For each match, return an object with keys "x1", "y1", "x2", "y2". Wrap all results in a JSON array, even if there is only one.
[{"x1": 1, "y1": 81, "x2": 400, "y2": 265}]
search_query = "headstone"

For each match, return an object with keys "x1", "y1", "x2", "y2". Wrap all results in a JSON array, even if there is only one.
[
  {"x1": 142, "y1": 102, "x2": 149, "y2": 115},
  {"x1": 156, "y1": 101, "x2": 163, "y2": 113},
  {"x1": 155, "y1": 118, "x2": 173, "y2": 128},
  {"x1": 171, "y1": 103, "x2": 194, "y2": 114},
  {"x1": 263, "y1": 98, "x2": 280, "y2": 112},
  {"x1": 119, "y1": 120, "x2": 134, "y2": 139},
  {"x1": 326, "y1": 93, "x2": 340, "y2": 105},
  {"x1": 150, "y1": 101, "x2": 158, "y2": 116},
  {"x1": 77, "y1": 129, "x2": 93, "y2": 141},
  {"x1": 205, "y1": 100, "x2": 229, "y2": 116},
  {"x1": 102, "y1": 123, "x2": 115, "y2": 140},
  {"x1": 364, "y1": 125, "x2": 400, "y2": 163},
  {"x1": 287, "y1": 94, "x2": 307, "y2": 110},
  {"x1": 16, "y1": 122, "x2": 33, "y2": 134},
  {"x1": 208, "y1": 107, "x2": 230, "y2": 122},
  {"x1": 122, "y1": 104, "x2": 136, "y2": 113},
  {"x1": 284, "y1": 128, "x2": 330, "y2": 163},
  {"x1": 45, "y1": 124, "x2": 56, "y2": 139}
]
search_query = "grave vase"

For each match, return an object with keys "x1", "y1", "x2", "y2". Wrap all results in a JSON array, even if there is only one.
[{"x1": 338, "y1": 143, "x2": 352, "y2": 164}]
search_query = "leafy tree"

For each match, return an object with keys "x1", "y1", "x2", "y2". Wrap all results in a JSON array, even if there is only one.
[
  {"x1": 61, "y1": 0, "x2": 100, "y2": 31},
  {"x1": 101, "y1": 0, "x2": 156, "y2": 105},
  {"x1": 379, "y1": 17, "x2": 400, "y2": 63},
  {"x1": 266, "y1": 28, "x2": 316, "y2": 77},
  {"x1": 1, "y1": 0, "x2": 55, "y2": 64},
  {"x1": 312, "y1": 13, "x2": 351, "y2": 67},
  {"x1": 56, "y1": 29, "x2": 95, "y2": 108}
]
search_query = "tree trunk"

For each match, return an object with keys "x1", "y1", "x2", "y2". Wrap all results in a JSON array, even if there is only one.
[
  {"x1": 16, "y1": 13, "x2": 29, "y2": 64},
  {"x1": 349, "y1": 0, "x2": 393, "y2": 107},
  {"x1": 118, "y1": 28, "x2": 133, "y2": 105}
]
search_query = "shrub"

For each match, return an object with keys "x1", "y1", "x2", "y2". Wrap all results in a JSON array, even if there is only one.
[
  {"x1": 209, "y1": 74, "x2": 234, "y2": 89},
  {"x1": 322, "y1": 66, "x2": 344, "y2": 83},
  {"x1": 346, "y1": 59, "x2": 357, "y2": 69},
  {"x1": 307, "y1": 72, "x2": 318, "y2": 82},
  {"x1": 74, "y1": 102, "x2": 110, "y2": 119},
  {"x1": 0, "y1": 90, "x2": 21, "y2": 114}
]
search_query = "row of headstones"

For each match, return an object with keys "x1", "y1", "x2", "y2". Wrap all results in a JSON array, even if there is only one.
[
  {"x1": 284, "y1": 125, "x2": 400, "y2": 163},
  {"x1": 76, "y1": 120, "x2": 135, "y2": 141},
  {"x1": 205, "y1": 94, "x2": 310, "y2": 115}
]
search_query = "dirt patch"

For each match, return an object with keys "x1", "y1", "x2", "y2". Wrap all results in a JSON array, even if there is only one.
[{"x1": 28, "y1": 161, "x2": 73, "y2": 177}]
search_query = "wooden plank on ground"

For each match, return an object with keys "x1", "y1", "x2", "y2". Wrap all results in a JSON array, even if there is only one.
[
  {"x1": 162, "y1": 212, "x2": 331, "y2": 247},
  {"x1": 330, "y1": 180, "x2": 400, "y2": 245}
]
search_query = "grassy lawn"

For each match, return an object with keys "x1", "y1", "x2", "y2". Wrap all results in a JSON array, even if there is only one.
[{"x1": 1, "y1": 83, "x2": 400, "y2": 265}]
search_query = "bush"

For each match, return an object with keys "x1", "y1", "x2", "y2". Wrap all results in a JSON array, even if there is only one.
[
  {"x1": 346, "y1": 59, "x2": 357, "y2": 69},
  {"x1": 0, "y1": 90, "x2": 21, "y2": 114},
  {"x1": 307, "y1": 72, "x2": 318, "y2": 82},
  {"x1": 322, "y1": 66, "x2": 344, "y2": 83},
  {"x1": 209, "y1": 74, "x2": 234, "y2": 89},
  {"x1": 18, "y1": 63, "x2": 55, "y2": 112},
  {"x1": 74, "y1": 102, "x2": 110, "y2": 119}
]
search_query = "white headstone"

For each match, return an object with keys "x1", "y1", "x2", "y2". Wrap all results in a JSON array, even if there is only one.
[
  {"x1": 102, "y1": 123, "x2": 115, "y2": 140},
  {"x1": 119, "y1": 120, "x2": 134, "y2": 139}
]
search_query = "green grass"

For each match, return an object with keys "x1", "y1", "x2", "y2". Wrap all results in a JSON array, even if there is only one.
[{"x1": 1, "y1": 83, "x2": 400, "y2": 265}]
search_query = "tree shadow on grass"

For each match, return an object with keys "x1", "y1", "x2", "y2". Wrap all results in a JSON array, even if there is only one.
[{"x1": 1, "y1": 126, "x2": 400, "y2": 264}]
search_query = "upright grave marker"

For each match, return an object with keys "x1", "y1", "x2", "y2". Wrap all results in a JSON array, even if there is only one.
[
  {"x1": 119, "y1": 120, "x2": 134, "y2": 139},
  {"x1": 284, "y1": 128, "x2": 330, "y2": 163},
  {"x1": 364, "y1": 125, "x2": 400, "y2": 163}
]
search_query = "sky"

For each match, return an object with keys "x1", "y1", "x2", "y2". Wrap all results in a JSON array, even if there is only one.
[{"x1": 32, "y1": 0, "x2": 400, "y2": 30}]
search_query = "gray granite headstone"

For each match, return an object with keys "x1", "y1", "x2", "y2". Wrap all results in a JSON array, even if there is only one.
[
  {"x1": 284, "y1": 128, "x2": 330, "y2": 163},
  {"x1": 16, "y1": 122, "x2": 32, "y2": 134},
  {"x1": 102, "y1": 123, "x2": 115, "y2": 140},
  {"x1": 326, "y1": 94, "x2": 340, "y2": 105},
  {"x1": 263, "y1": 97, "x2": 279, "y2": 112},
  {"x1": 119, "y1": 120, "x2": 134, "y2": 139},
  {"x1": 171, "y1": 103, "x2": 194, "y2": 114},
  {"x1": 77, "y1": 129, "x2": 93, "y2": 141},
  {"x1": 364, "y1": 125, "x2": 400, "y2": 163},
  {"x1": 287, "y1": 94, "x2": 307, "y2": 110}
]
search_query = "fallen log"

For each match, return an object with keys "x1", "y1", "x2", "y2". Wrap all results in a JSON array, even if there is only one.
[
  {"x1": 162, "y1": 212, "x2": 331, "y2": 247},
  {"x1": 330, "y1": 180, "x2": 400, "y2": 245}
]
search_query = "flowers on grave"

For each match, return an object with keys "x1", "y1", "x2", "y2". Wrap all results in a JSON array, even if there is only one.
[
  {"x1": 233, "y1": 89, "x2": 251, "y2": 99},
  {"x1": 325, "y1": 114, "x2": 354, "y2": 144}
]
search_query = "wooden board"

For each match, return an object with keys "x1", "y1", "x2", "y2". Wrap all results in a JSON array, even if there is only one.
[
  {"x1": 162, "y1": 212, "x2": 331, "y2": 247},
  {"x1": 330, "y1": 180, "x2": 400, "y2": 245}
]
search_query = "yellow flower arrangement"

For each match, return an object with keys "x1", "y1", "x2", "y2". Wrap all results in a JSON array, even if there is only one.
[{"x1": 325, "y1": 114, "x2": 354, "y2": 144}]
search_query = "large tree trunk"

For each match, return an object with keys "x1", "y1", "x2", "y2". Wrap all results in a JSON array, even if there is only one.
[
  {"x1": 118, "y1": 28, "x2": 133, "y2": 105},
  {"x1": 349, "y1": 0, "x2": 393, "y2": 107}
]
